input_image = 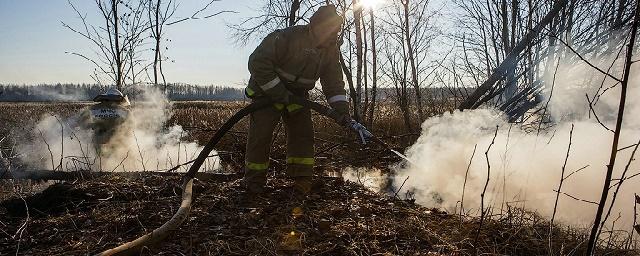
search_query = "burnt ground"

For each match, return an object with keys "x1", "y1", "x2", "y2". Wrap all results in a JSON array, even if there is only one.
[{"x1": 1, "y1": 173, "x2": 634, "y2": 256}]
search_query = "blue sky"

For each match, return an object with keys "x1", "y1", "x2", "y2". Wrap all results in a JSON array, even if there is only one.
[{"x1": 0, "y1": 0, "x2": 260, "y2": 86}]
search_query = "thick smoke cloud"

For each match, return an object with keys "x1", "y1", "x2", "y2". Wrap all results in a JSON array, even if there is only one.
[
  {"x1": 19, "y1": 88, "x2": 219, "y2": 173},
  {"x1": 393, "y1": 44, "x2": 640, "y2": 230}
]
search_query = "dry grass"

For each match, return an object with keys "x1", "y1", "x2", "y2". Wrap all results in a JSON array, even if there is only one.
[
  {"x1": 0, "y1": 101, "x2": 637, "y2": 255},
  {"x1": 0, "y1": 101, "x2": 409, "y2": 173}
]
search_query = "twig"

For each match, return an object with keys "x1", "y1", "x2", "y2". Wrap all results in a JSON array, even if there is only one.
[
  {"x1": 475, "y1": 125, "x2": 498, "y2": 243},
  {"x1": 164, "y1": 152, "x2": 228, "y2": 173},
  {"x1": 11, "y1": 181, "x2": 30, "y2": 255},
  {"x1": 549, "y1": 123, "x2": 574, "y2": 254},
  {"x1": 393, "y1": 176, "x2": 409, "y2": 200},
  {"x1": 618, "y1": 143, "x2": 639, "y2": 152},
  {"x1": 166, "y1": 2, "x2": 237, "y2": 26},
  {"x1": 598, "y1": 137, "x2": 640, "y2": 239},
  {"x1": 537, "y1": 59, "x2": 561, "y2": 136},
  {"x1": 547, "y1": 33, "x2": 622, "y2": 83},
  {"x1": 37, "y1": 129, "x2": 56, "y2": 171},
  {"x1": 133, "y1": 131, "x2": 147, "y2": 172},
  {"x1": 553, "y1": 190, "x2": 598, "y2": 205},
  {"x1": 54, "y1": 115, "x2": 64, "y2": 171},
  {"x1": 563, "y1": 165, "x2": 590, "y2": 181},
  {"x1": 461, "y1": 144, "x2": 478, "y2": 217},
  {"x1": 110, "y1": 151, "x2": 130, "y2": 172},
  {"x1": 632, "y1": 194, "x2": 638, "y2": 240},
  {"x1": 606, "y1": 213, "x2": 622, "y2": 249},
  {"x1": 585, "y1": 94, "x2": 614, "y2": 133}
]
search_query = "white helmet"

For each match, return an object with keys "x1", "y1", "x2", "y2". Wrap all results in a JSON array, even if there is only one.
[{"x1": 93, "y1": 87, "x2": 130, "y2": 106}]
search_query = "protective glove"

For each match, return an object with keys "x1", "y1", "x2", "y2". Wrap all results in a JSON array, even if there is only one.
[
  {"x1": 264, "y1": 85, "x2": 291, "y2": 105},
  {"x1": 330, "y1": 100, "x2": 350, "y2": 123},
  {"x1": 347, "y1": 119, "x2": 373, "y2": 145},
  {"x1": 262, "y1": 83, "x2": 293, "y2": 111}
]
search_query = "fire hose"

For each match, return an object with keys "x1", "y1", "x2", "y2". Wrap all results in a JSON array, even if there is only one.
[{"x1": 96, "y1": 96, "x2": 390, "y2": 256}]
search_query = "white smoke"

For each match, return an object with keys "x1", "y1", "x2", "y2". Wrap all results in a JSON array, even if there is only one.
[
  {"x1": 36, "y1": 87, "x2": 90, "y2": 102},
  {"x1": 18, "y1": 88, "x2": 219, "y2": 173},
  {"x1": 342, "y1": 167, "x2": 388, "y2": 192},
  {"x1": 393, "y1": 44, "x2": 640, "y2": 231}
]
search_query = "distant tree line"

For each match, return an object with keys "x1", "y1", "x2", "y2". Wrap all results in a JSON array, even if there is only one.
[
  {"x1": 0, "y1": 83, "x2": 463, "y2": 104},
  {"x1": 0, "y1": 83, "x2": 246, "y2": 102}
]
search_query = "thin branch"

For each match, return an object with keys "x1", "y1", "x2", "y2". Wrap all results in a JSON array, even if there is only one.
[{"x1": 460, "y1": 144, "x2": 478, "y2": 216}]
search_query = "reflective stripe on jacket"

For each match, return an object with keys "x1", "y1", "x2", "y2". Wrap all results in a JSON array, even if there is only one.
[{"x1": 246, "y1": 25, "x2": 347, "y2": 103}]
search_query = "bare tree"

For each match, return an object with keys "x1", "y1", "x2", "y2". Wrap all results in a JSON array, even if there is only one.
[
  {"x1": 147, "y1": 0, "x2": 177, "y2": 90},
  {"x1": 375, "y1": 0, "x2": 437, "y2": 131},
  {"x1": 229, "y1": 0, "x2": 326, "y2": 46},
  {"x1": 63, "y1": 0, "x2": 150, "y2": 89},
  {"x1": 587, "y1": 0, "x2": 640, "y2": 253},
  {"x1": 401, "y1": 0, "x2": 424, "y2": 122},
  {"x1": 353, "y1": 0, "x2": 364, "y2": 121},
  {"x1": 367, "y1": 7, "x2": 378, "y2": 127}
]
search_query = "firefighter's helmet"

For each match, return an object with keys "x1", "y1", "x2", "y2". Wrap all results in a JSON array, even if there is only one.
[
  {"x1": 309, "y1": 5, "x2": 343, "y2": 46},
  {"x1": 93, "y1": 87, "x2": 130, "y2": 106}
]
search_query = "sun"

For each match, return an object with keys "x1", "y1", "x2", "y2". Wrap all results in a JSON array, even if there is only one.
[{"x1": 359, "y1": 0, "x2": 383, "y2": 9}]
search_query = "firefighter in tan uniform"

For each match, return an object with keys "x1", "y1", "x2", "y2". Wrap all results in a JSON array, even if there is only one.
[
  {"x1": 243, "y1": 5, "x2": 350, "y2": 194},
  {"x1": 79, "y1": 88, "x2": 131, "y2": 156}
]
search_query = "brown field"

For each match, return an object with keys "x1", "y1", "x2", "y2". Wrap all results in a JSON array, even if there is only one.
[
  {"x1": 0, "y1": 101, "x2": 414, "y2": 174},
  {"x1": 0, "y1": 101, "x2": 636, "y2": 255}
]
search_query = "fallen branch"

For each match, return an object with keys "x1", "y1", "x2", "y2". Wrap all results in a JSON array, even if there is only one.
[
  {"x1": 458, "y1": 0, "x2": 570, "y2": 110},
  {"x1": 0, "y1": 169, "x2": 239, "y2": 182}
]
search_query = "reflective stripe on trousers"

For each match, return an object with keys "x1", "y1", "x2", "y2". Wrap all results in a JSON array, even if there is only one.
[
  {"x1": 246, "y1": 161, "x2": 269, "y2": 171},
  {"x1": 245, "y1": 102, "x2": 315, "y2": 178},
  {"x1": 287, "y1": 157, "x2": 314, "y2": 165}
]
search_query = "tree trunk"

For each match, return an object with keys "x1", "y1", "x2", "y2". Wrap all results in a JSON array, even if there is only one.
[
  {"x1": 501, "y1": 0, "x2": 510, "y2": 52},
  {"x1": 399, "y1": 81, "x2": 412, "y2": 133},
  {"x1": 153, "y1": 0, "x2": 161, "y2": 88},
  {"x1": 503, "y1": 0, "x2": 518, "y2": 100},
  {"x1": 289, "y1": 0, "x2": 302, "y2": 27},
  {"x1": 586, "y1": 1, "x2": 640, "y2": 254},
  {"x1": 526, "y1": 0, "x2": 534, "y2": 86},
  {"x1": 487, "y1": 0, "x2": 501, "y2": 69},
  {"x1": 403, "y1": 0, "x2": 424, "y2": 123},
  {"x1": 367, "y1": 8, "x2": 378, "y2": 128},
  {"x1": 339, "y1": 54, "x2": 358, "y2": 116},
  {"x1": 112, "y1": 0, "x2": 123, "y2": 89},
  {"x1": 615, "y1": 0, "x2": 628, "y2": 25},
  {"x1": 363, "y1": 12, "x2": 369, "y2": 120},
  {"x1": 353, "y1": 0, "x2": 364, "y2": 122}
]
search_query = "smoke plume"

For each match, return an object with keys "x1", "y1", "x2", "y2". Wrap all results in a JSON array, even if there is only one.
[{"x1": 393, "y1": 44, "x2": 640, "y2": 230}]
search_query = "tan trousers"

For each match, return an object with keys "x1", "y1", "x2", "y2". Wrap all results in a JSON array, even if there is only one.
[{"x1": 244, "y1": 101, "x2": 315, "y2": 188}]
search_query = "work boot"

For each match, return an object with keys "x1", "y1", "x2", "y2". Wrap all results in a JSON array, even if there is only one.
[
  {"x1": 243, "y1": 170, "x2": 267, "y2": 194},
  {"x1": 293, "y1": 176, "x2": 313, "y2": 195}
]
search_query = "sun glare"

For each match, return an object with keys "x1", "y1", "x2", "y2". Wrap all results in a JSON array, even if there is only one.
[{"x1": 359, "y1": 0, "x2": 383, "y2": 9}]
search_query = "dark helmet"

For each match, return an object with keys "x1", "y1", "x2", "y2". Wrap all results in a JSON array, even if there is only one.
[
  {"x1": 309, "y1": 5, "x2": 343, "y2": 46},
  {"x1": 93, "y1": 87, "x2": 130, "y2": 106}
]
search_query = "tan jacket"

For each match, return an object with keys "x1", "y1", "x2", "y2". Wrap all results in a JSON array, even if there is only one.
[
  {"x1": 246, "y1": 25, "x2": 348, "y2": 105},
  {"x1": 79, "y1": 102, "x2": 131, "y2": 145}
]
